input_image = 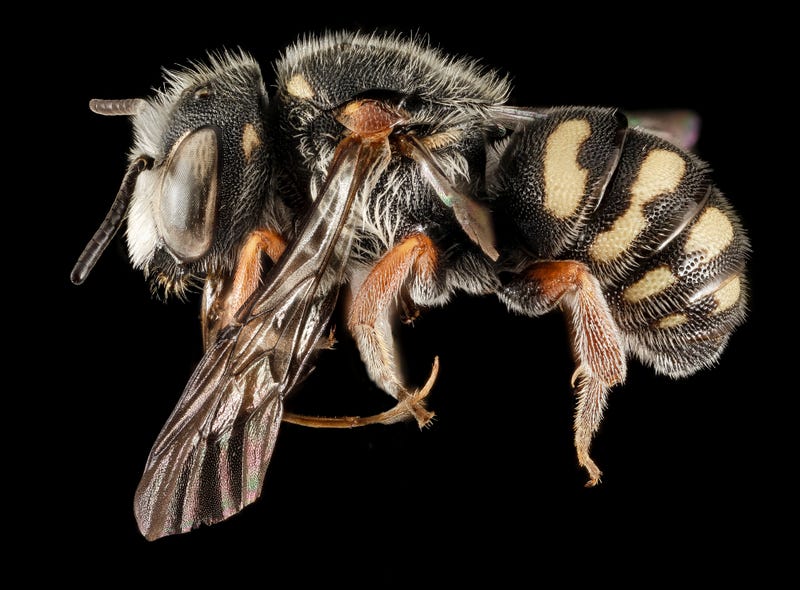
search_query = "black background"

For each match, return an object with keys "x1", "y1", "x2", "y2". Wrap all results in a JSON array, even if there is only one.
[{"x1": 36, "y1": 7, "x2": 787, "y2": 583}]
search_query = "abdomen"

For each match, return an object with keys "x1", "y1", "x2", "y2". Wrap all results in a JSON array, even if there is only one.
[{"x1": 495, "y1": 106, "x2": 750, "y2": 377}]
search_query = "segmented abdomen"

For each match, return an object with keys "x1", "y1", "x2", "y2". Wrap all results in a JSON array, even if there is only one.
[{"x1": 496, "y1": 106, "x2": 750, "y2": 377}]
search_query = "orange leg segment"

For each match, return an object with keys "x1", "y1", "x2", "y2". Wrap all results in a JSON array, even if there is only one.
[
  {"x1": 345, "y1": 233, "x2": 439, "y2": 427},
  {"x1": 504, "y1": 260, "x2": 627, "y2": 486},
  {"x1": 281, "y1": 234, "x2": 439, "y2": 430},
  {"x1": 202, "y1": 229, "x2": 287, "y2": 349},
  {"x1": 348, "y1": 234, "x2": 437, "y2": 331}
]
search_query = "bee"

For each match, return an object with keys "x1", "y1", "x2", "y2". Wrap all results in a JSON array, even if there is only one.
[{"x1": 72, "y1": 31, "x2": 749, "y2": 540}]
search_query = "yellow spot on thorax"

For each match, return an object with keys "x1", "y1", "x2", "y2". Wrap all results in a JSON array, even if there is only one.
[
  {"x1": 590, "y1": 149, "x2": 686, "y2": 263},
  {"x1": 684, "y1": 206, "x2": 734, "y2": 259},
  {"x1": 623, "y1": 265, "x2": 677, "y2": 303},
  {"x1": 286, "y1": 74, "x2": 314, "y2": 99},
  {"x1": 712, "y1": 276, "x2": 741, "y2": 314},
  {"x1": 242, "y1": 123, "x2": 261, "y2": 163},
  {"x1": 543, "y1": 119, "x2": 591, "y2": 218}
]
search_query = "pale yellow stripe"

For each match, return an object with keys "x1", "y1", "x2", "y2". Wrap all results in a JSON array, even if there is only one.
[
  {"x1": 590, "y1": 149, "x2": 686, "y2": 262},
  {"x1": 623, "y1": 265, "x2": 677, "y2": 303},
  {"x1": 712, "y1": 276, "x2": 741, "y2": 314},
  {"x1": 658, "y1": 313, "x2": 688, "y2": 328},
  {"x1": 684, "y1": 207, "x2": 734, "y2": 259},
  {"x1": 543, "y1": 119, "x2": 591, "y2": 218}
]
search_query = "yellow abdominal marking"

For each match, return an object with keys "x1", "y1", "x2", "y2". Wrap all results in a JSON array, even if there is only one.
[
  {"x1": 684, "y1": 207, "x2": 734, "y2": 259},
  {"x1": 286, "y1": 74, "x2": 315, "y2": 99},
  {"x1": 623, "y1": 265, "x2": 676, "y2": 303},
  {"x1": 543, "y1": 119, "x2": 591, "y2": 218},
  {"x1": 590, "y1": 149, "x2": 686, "y2": 262},
  {"x1": 242, "y1": 123, "x2": 261, "y2": 163},
  {"x1": 712, "y1": 276, "x2": 741, "y2": 314},
  {"x1": 658, "y1": 313, "x2": 688, "y2": 328}
]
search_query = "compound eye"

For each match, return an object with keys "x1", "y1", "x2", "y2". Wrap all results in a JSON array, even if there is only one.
[{"x1": 158, "y1": 127, "x2": 219, "y2": 261}]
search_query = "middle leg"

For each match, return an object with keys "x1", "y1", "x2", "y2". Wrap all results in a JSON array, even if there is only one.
[{"x1": 346, "y1": 233, "x2": 440, "y2": 427}]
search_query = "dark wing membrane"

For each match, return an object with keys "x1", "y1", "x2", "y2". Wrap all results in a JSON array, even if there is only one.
[
  {"x1": 624, "y1": 110, "x2": 701, "y2": 151},
  {"x1": 134, "y1": 136, "x2": 389, "y2": 540},
  {"x1": 487, "y1": 106, "x2": 701, "y2": 152}
]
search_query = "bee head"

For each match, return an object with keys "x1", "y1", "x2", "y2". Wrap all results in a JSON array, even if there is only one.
[{"x1": 73, "y1": 51, "x2": 274, "y2": 297}]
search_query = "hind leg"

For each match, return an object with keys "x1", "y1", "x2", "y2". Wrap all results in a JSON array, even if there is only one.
[{"x1": 499, "y1": 260, "x2": 627, "y2": 485}]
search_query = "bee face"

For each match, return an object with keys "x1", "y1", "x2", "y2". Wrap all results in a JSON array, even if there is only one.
[{"x1": 124, "y1": 52, "x2": 272, "y2": 295}]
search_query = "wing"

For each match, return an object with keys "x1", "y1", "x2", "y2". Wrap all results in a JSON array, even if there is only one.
[
  {"x1": 625, "y1": 109, "x2": 701, "y2": 151},
  {"x1": 488, "y1": 106, "x2": 701, "y2": 151},
  {"x1": 134, "y1": 136, "x2": 390, "y2": 540}
]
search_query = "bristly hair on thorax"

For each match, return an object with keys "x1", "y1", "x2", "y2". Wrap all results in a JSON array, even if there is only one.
[{"x1": 275, "y1": 30, "x2": 511, "y2": 110}]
